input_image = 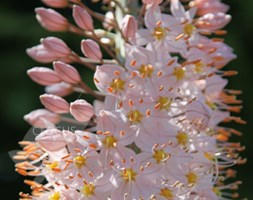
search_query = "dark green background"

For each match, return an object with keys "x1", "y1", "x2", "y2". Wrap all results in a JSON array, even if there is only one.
[{"x1": 0, "y1": 0, "x2": 252, "y2": 199}]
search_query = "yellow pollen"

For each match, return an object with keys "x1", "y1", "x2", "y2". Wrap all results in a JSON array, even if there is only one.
[
  {"x1": 204, "y1": 152, "x2": 215, "y2": 161},
  {"x1": 110, "y1": 78, "x2": 125, "y2": 92},
  {"x1": 128, "y1": 110, "x2": 143, "y2": 124},
  {"x1": 184, "y1": 24, "x2": 196, "y2": 36},
  {"x1": 122, "y1": 168, "x2": 137, "y2": 182},
  {"x1": 81, "y1": 183, "x2": 95, "y2": 197},
  {"x1": 206, "y1": 101, "x2": 217, "y2": 110},
  {"x1": 156, "y1": 96, "x2": 172, "y2": 110},
  {"x1": 139, "y1": 64, "x2": 154, "y2": 78},
  {"x1": 186, "y1": 172, "x2": 198, "y2": 185},
  {"x1": 173, "y1": 67, "x2": 185, "y2": 81},
  {"x1": 49, "y1": 192, "x2": 60, "y2": 200},
  {"x1": 153, "y1": 149, "x2": 169, "y2": 163},
  {"x1": 102, "y1": 135, "x2": 118, "y2": 148},
  {"x1": 212, "y1": 187, "x2": 222, "y2": 196},
  {"x1": 153, "y1": 26, "x2": 167, "y2": 40},
  {"x1": 74, "y1": 155, "x2": 86, "y2": 168},
  {"x1": 176, "y1": 132, "x2": 188, "y2": 146},
  {"x1": 160, "y1": 188, "x2": 173, "y2": 199},
  {"x1": 47, "y1": 161, "x2": 59, "y2": 169},
  {"x1": 194, "y1": 61, "x2": 204, "y2": 73}
]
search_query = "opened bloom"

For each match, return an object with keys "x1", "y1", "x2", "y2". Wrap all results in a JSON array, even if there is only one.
[{"x1": 15, "y1": 0, "x2": 245, "y2": 199}]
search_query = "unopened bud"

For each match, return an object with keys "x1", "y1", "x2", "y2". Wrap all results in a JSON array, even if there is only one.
[
  {"x1": 35, "y1": 7, "x2": 69, "y2": 32},
  {"x1": 40, "y1": 94, "x2": 70, "y2": 114},
  {"x1": 81, "y1": 39, "x2": 102, "y2": 60},
  {"x1": 27, "y1": 67, "x2": 61, "y2": 86}
]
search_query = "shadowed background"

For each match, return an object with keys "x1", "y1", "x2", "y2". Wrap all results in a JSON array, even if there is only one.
[{"x1": 0, "y1": 0, "x2": 252, "y2": 199}]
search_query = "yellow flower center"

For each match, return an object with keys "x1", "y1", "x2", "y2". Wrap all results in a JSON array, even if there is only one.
[
  {"x1": 128, "y1": 110, "x2": 143, "y2": 124},
  {"x1": 153, "y1": 26, "x2": 167, "y2": 40},
  {"x1": 122, "y1": 168, "x2": 137, "y2": 182},
  {"x1": 110, "y1": 78, "x2": 125, "y2": 92},
  {"x1": 49, "y1": 192, "x2": 60, "y2": 200},
  {"x1": 74, "y1": 155, "x2": 86, "y2": 168},
  {"x1": 102, "y1": 135, "x2": 118, "y2": 148},
  {"x1": 204, "y1": 152, "x2": 215, "y2": 161},
  {"x1": 176, "y1": 132, "x2": 188, "y2": 146},
  {"x1": 186, "y1": 172, "x2": 198, "y2": 185},
  {"x1": 156, "y1": 96, "x2": 172, "y2": 110},
  {"x1": 194, "y1": 61, "x2": 204, "y2": 73},
  {"x1": 81, "y1": 183, "x2": 95, "y2": 197},
  {"x1": 212, "y1": 187, "x2": 222, "y2": 196},
  {"x1": 206, "y1": 101, "x2": 217, "y2": 110},
  {"x1": 173, "y1": 67, "x2": 185, "y2": 81},
  {"x1": 184, "y1": 24, "x2": 196, "y2": 36},
  {"x1": 139, "y1": 64, "x2": 154, "y2": 78},
  {"x1": 153, "y1": 149, "x2": 169, "y2": 164},
  {"x1": 160, "y1": 188, "x2": 173, "y2": 199},
  {"x1": 47, "y1": 161, "x2": 59, "y2": 170}
]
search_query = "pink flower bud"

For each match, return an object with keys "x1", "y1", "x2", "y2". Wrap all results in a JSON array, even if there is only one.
[
  {"x1": 192, "y1": 0, "x2": 229, "y2": 16},
  {"x1": 26, "y1": 44, "x2": 58, "y2": 63},
  {"x1": 45, "y1": 82, "x2": 73, "y2": 97},
  {"x1": 36, "y1": 129, "x2": 66, "y2": 151},
  {"x1": 81, "y1": 39, "x2": 102, "y2": 60},
  {"x1": 121, "y1": 15, "x2": 138, "y2": 39},
  {"x1": 53, "y1": 61, "x2": 81, "y2": 84},
  {"x1": 197, "y1": 13, "x2": 231, "y2": 30},
  {"x1": 42, "y1": 0, "x2": 69, "y2": 8},
  {"x1": 24, "y1": 109, "x2": 60, "y2": 128},
  {"x1": 35, "y1": 7, "x2": 69, "y2": 31},
  {"x1": 41, "y1": 37, "x2": 71, "y2": 57},
  {"x1": 103, "y1": 12, "x2": 115, "y2": 31},
  {"x1": 70, "y1": 100, "x2": 94, "y2": 122},
  {"x1": 72, "y1": 5, "x2": 94, "y2": 31},
  {"x1": 40, "y1": 94, "x2": 70, "y2": 113},
  {"x1": 142, "y1": 0, "x2": 162, "y2": 4},
  {"x1": 27, "y1": 67, "x2": 61, "y2": 86}
]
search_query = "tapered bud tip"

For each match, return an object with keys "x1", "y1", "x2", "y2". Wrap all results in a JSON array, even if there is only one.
[
  {"x1": 53, "y1": 61, "x2": 81, "y2": 84},
  {"x1": 27, "y1": 67, "x2": 61, "y2": 86},
  {"x1": 40, "y1": 94, "x2": 70, "y2": 114},
  {"x1": 73, "y1": 5, "x2": 94, "y2": 31},
  {"x1": 35, "y1": 7, "x2": 69, "y2": 32},
  {"x1": 42, "y1": 0, "x2": 69, "y2": 8},
  {"x1": 70, "y1": 100, "x2": 94, "y2": 122},
  {"x1": 121, "y1": 15, "x2": 138, "y2": 39},
  {"x1": 40, "y1": 37, "x2": 71, "y2": 57},
  {"x1": 81, "y1": 39, "x2": 102, "y2": 60}
]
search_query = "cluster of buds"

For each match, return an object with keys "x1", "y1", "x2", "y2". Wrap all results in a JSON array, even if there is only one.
[{"x1": 15, "y1": 0, "x2": 246, "y2": 199}]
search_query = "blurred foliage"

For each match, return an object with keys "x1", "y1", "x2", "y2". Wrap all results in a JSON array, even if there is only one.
[{"x1": 0, "y1": 0, "x2": 252, "y2": 199}]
